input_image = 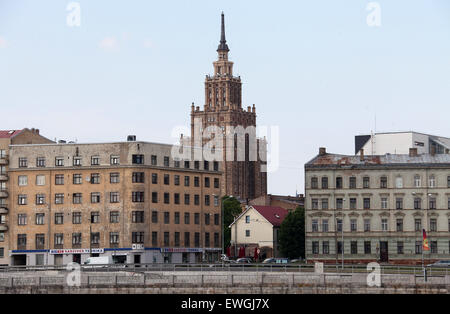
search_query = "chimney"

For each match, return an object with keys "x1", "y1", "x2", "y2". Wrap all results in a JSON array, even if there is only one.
[
  {"x1": 319, "y1": 147, "x2": 326, "y2": 156},
  {"x1": 409, "y1": 148, "x2": 418, "y2": 157},
  {"x1": 35, "y1": 129, "x2": 39, "y2": 134},
  {"x1": 360, "y1": 149, "x2": 364, "y2": 161},
  {"x1": 127, "y1": 135, "x2": 136, "y2": 142}
]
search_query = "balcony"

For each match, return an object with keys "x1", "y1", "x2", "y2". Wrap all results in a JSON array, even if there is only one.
[
  {"x1": 0, "y1": 174, "x2": 8, "y2": 181},
  {"x1": 0, "y1": 225, "x2": 8, "y2": 231},
  {"x1": 0, "y1": 207, "x2": 7, "y2": 214},
  {"x1": 0, "y1": 190, "x2": 8, "y2": 198},
  {"x1": 0, "y1": 157, "x2": 8, "y2": 166}
]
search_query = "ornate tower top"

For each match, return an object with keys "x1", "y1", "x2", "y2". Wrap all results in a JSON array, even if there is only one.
[{"x1": 217, "y1": 12, "x2": 229, "y2": 53}]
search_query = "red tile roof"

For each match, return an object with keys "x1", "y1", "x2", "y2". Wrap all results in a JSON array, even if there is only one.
[
  {"x1": 252, "y1": 206, "x2": 289, "y2": 227},
  {"x1": 0, "y1": 130, "x2": 22, "y2": 139}
]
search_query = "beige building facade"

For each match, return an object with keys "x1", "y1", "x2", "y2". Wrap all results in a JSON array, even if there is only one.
[
  {"x1": 305, "y1": 147, "x2": 450, "y2": 265},
  {"x1": 8, "y1": 140, "x2": 222, "y2": 265}
]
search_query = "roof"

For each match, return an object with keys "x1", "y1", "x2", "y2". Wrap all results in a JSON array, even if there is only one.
[
  {"x1": 306, "y1": 152, "x2": 450, "y2": 169},
  {"x1": 0, "y1": 130, "x2": 22, "y2": 139},
  {"x1": 251, "y1": 206, "x2": 289, "y2": 227}
]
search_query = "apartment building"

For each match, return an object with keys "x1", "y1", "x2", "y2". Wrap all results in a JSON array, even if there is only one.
[
  {"x1": 8, "y1": 139, "x2": 222, "y2": 266},
  {"x1": 0, "y1": 128, "x2": 53, "y2": 265},
  {"x1": 305, "y1": 147, "x2": 450, "y2": 265}
]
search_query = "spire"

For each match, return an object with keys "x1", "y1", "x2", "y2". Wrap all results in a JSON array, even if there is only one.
[{"x1": 217, "y1": 12, "x2": 229, "y2": 52}]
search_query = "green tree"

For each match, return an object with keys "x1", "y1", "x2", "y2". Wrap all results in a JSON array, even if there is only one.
[
  {"x1": 279, "y1": 206, "x2": 305, "y2": 259},
  {"x1": 222, "y1": 195, "x2": 242, "y2": 251}
]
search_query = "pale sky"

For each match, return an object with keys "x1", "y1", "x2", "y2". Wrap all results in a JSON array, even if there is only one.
[{"x1": 1, "y1": 0, "x2": 450, "y2": 195}]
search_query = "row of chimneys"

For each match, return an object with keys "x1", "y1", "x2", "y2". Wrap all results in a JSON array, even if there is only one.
[
  {"x1": 319, "y1": 146, "x2": 437, "y2": 159},
  {"x1": 30, "y1": 128, "x2": 40, "y2": 135}
]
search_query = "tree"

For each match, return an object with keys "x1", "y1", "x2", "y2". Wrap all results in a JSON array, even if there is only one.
[
  {"x1": 222, "y1": 195, "x2": 242, "y2": 251},
  {"x1": 279, "y1": 206, "x2": 305, "y2": 259}
]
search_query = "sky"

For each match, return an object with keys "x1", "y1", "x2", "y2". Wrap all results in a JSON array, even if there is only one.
[{"x1": 0, "y1": 0, "x2": 450, "y2": 196}]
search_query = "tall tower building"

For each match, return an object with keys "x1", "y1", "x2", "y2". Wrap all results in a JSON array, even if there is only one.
[{"x1": 190, "y1": 13, "x2": 267, "y2": 201}]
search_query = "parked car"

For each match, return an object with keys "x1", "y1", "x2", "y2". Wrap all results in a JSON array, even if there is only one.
[
  {"x1": 262, "y1": 258, "x2": 289, "y2": 264},
  {"x1": 235, "y1": 258, "x2": 252, "y2": 264},
  {"x1": 427, "y1": 260, "x2": 450, "y2": 267}
]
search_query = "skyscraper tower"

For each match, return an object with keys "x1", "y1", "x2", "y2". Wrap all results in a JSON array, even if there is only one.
[{"x1": 190, "y1": 13, "x2": 267, "y2": 201}]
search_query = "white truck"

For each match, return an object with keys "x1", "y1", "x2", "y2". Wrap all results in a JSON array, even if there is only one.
[{"x1": 83, "y1": 256, "x2": 113, "y2": 268}]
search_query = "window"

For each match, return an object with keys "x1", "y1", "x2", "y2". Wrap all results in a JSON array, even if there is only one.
[
  {"x1": 245, "y1": 229, "x2": 250, "y2": 237},
  {"x1": 214, "y1": 178, "x2": 220, "y2": 189},
  {"x1": 205, "y1": 177, "x2": 210, "y2": 188},
  {"x1": 194, "y1": 194, "x2": 200, "y2": 206},
  {"x1": 415, "y1": 241, "x2": 422, "y2": 254},
  {"x1": 395, "y1": 177, "x2": 403, "y2": 188},
  {"x1": 337, "y1": 219, "x2": 343, "y2": 232},
  {"x1": 213, "y1": 161, "x2": 219, "y2": 171},
  {"x1": 363, "y1": 198, "x2": 370, "y2": 209},
  {"x1": 195, "y1": 233, "x2": 200, "y2": 247},
  {"x1": 184, "y1": 161, "x2": 190, "y2": 169},
  {"x1": 364, "y1": 241, "x2": 371, "y2": 254},
  {"x1": 194, "y1": 213, "x2": 200, "y2": 225},
  {"x1": 18, "y1": 195, "x2": 27, "y2": 205},
  {"x1": 414, "y1": 197, "x2": 422, "y2": 209},
  {"x1": 151, "y1": 211, "x2": 158, "y2": 223},
  {"x1": 336, "y1": 177, "x2": 342, "y2": 189},
  {"x1": 36, "y1": 157, "x2": 46, "y2": 167},
  {"x1": 194, "y1": 161, "x2": 200, "y2": 170},
  {"x1": 132, "y1": 172, "x2": 145, "y2": 183},
  {"x1": 205, "y1": 214, "x2": 210, "y2": 225},
  {"x1": 430, "y1": 219, "x2": 437, "y2": 232},
  {"x1": 364, "y1": 219, "x2": 370, "y2": 232},
  {"x1": 350, "y1": 219, "x2": 357, "y2": 232},
  {"x1": 381, "y1": 219, "x2": 388, "y2": 231},
  {"x1": 110, "y1": 155, "x2": 120, "y2": 165},
  {"x1": 312, "y1": 242, "x2": 319, "y2": 254},
  {"x1": 132, "y1": 154, "x2": 144, "y2": 164},
  {"x1": 151, "y1": 173, "x2": 158, "y2": 184},
  {"x1": 431, "y1": 241, "x2": 438, "y2": 254},
  {"x1": 336, "y1": 198, "x2": 343, "y2": 210},
  {"x1": 311, "y1": 199, "x2": 319, "y2": 210},
  {"x1": 205, "y1": 232, "x2": 210, "y2": 247},
  {"x1": 174, "y1": 159, "x2": 180, "y2": 168},
  {"x1": 311, "y1": 177, "x2": 318, "y2": 189},
  {"x1": 55, "y1": 157, "x2": 64, "y2": 166},
  {"x1": 17, "y1": 234, "x2": 26, "y2": 248},
  {"x1": 350, "y1": 198, "x2": 357, "y2": 210},
  {"x1": 132, "y1": 211, "x2": 144, "y2": 223},
  {"x1": 36, "y1": 175, "x2": 45, "y2": 186},
  {"x1": 395, "y1": 198, "x2": 403, "y2": 210},
  {"x1": 90, "y1": 173, "x2": 100, "y2": 184},
  {"x1": 110, "y1": 232, "x2": 119, "y2": 245},
  {"x1": 363, "y1": 176, "x2": 370, "y2": 188},
  {"x1": 311, "y1": 219, "x2": 318, "y2": 232},
  {"x1": 73, "y1": 174, "x2": 82, "y2": 184},
  {"x1": 36, "y1": 213, "x2": 45, "y2": 225},
  {"x1": 164, "y1": 174, "x2": 170, "y2": 185},
  {"x1": 174, "y1": 193, "x2": 180, "y2": 204},
  {"x1": 19, "y1": 157, "x2": 28, "y2": 168},
  {"x1": 194, "y1": 176, "x2": 200, "y2": 187},
  {"x1": 380, "y1": 176, "x2": 388, "y2": 188},
  {"x1": 164, "y1": 212, "x2": 170, "y2": 224},
  {"x1": 205, "y1": 195, "x2": 210, "y2": 206},
  {"x1": 322, "y1": 220, "x2": 328, "y2": 232},
  {"x1": 184, "y1": 194, "x2": 190, "y2": 205},
  {"x1": 245, "y1": 215, "x2": 250, "y2": 223},
  {"x1": 349, "y1": 177, "x2": 356, "y2": 189},
  {"x1": 184, "y1": 213, "x2": 190, "y2": 225},
  {"x1": 322, "y1": 241, "x2": 329, "y2": 254},
  {"x1": 151, "y1": 155, "x2": 157, "y2": 166},
  {"x1": 321, "y1": 199, "x2": 328, "y2": 210},
  {"x1": 36, "y1": 194, "x2": 45, "y2": 205},
  {"x1": 91, "y1": 232, "x2": 100, "y2": 245},
  {"x1": 73, "y1": 157, "x2": 82, "y2": 166},
  {"x1": 415, "y1": 219, "x2": 422, "y2": 232},
  {"x1": 55, "y1": 213, "x2": 64, "y2": 225},
  {"x1": 55, "y1": 174, "x2": 64, "y2": 185},
  {"x1": 351, "y1": 241, "x2": 358, "y2": 254},
  {"x1": 36, "y1": 234, "x2": 45, "y2": 249},
  {"x1": 214, "y1": 233, "x2": 220, "y2": 247},
  {"x1": 73, "y1": 193, "x2": 82, "y2": 204},
  {"x1": 396, "y1": 219, "x2": 403, "y2": 232},
  {"x1": 90, "y1": 212, "x2": 100, "y2": 223},
  {"x1": 152, "y1": 232, "x2": 158, "y2": 246},
  {"x1": 397, "y1": 242, "x2": 404, "y2": 254},
  {"x1": 214, "y1": 214, "x2": 219, "y2": 225},
  {"x1": 18, "y1": 214, "x2": 27, "y2": 225},
  {"x1": 110, "y1": 172, "x2": 120, "y2": 183},
  {"x1": 89, "y1": 192, "x2": 100, "y2": 204},
  {"x1": 164, "y1": 156, "x2": 170, "y2": 167},
  {"x1": 414, "y1": 175, "x2": 421, "y2": 188},
  {"x1": 72, "y1": 212, "x2": 81, "y2": 224},
  {"x1": 321, "y1": 177, "x2": 328, "y2": 189},
  {"x1": 91, "y1": 156, "x2": 99, "y2": 166},
  {"x1": 448, "y1": 176, "x2": 450, "y2": 188},
  {"x1": 381, "y1": 197, "x2": 388, "y2": 209},
  {"x1": 54, "y1": 233, "x2": 64, "y2": 246},
  {"x1": 164, "y1": 232, "x2": 169, "y2": 246},
  {"x1": 174, "y1": 232, "x2": 180, "y2": 247},
  {"x1": 184, "y1": 176, "x2": 190, "y2": 187},
  {"x1": 110, "y1": 211, "x2": 119, "y2": 223},
  {"x1": 204, "y1": 161, "x2": 209, "y2": 171},
  {"x1": 429, "y1": 197, "x2": 436, "y2": 210},
  {"x1": 152, "y1": 192, "x2": 158, "y2": 203},
  {"x1": 164, "y1": 192, "x2": 170, "y2": 204},
  {"x1": 110, "y1": 192, "x2": 119, "y2": 203},
  {"x1": 18, "y1": 175, "x2": 28, "y2": 186},
  {"x1": 174, "y1": 175, "x2": 180, "y2": 186},
  {"x1": 132, "y1": 191, "x2": 144, "y2": 202},
  {"x1": 429, "y1": 175, "x2": 436, "y2": 188}
]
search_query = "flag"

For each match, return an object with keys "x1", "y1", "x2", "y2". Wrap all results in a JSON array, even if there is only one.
[{"x1": 422, "y1": 229, "x2": 429, "y2": 251}]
